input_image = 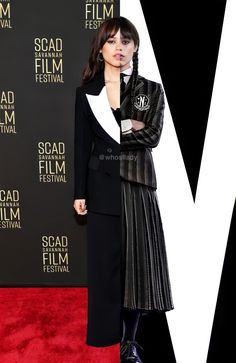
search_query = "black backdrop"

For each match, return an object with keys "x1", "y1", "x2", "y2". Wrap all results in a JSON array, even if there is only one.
[
  {"x1": 0, "y1": 0, "x2": 119, "y2": 285},
  {"x1": 138, "y1": 2, "x2": 235, "y2": 362}
]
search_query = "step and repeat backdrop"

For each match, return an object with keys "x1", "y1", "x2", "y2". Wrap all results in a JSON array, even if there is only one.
[{"x1": 0, "y1": 0, "x2": 119, "y2": 285}]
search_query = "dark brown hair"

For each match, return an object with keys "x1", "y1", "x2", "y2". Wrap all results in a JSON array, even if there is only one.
[{"x1": 82, "y1": 16, "x2": 140, "y2": 85}]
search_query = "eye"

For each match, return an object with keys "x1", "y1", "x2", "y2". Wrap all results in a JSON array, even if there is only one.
[
  {"x1": 107, "y1": 39, "x2": 116, "y2": 44},
  {"x1": 122, "y1": 40, "x2": 130, "y2": 45}
]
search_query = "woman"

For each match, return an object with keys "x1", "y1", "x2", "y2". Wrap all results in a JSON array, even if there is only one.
[
  {"x1": 118, "y1": 17, "x2": 174, "y2": 363},
  {"x1": 74, "y1": 17, "x2": 173, "y2": 362},
  {"x1": 73, "y1": 17, "x2": 122, "y2": 348}
]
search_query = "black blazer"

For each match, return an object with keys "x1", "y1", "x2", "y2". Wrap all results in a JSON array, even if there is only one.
[
  {"x1": 120, "y1": 75, "x2": 164, "y2": 189},
  {"x1": 74, "y1": 72, "x2": 121, "y2": 216}
]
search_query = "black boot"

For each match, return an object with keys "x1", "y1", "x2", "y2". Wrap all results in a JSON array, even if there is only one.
[{"x1": 120, "y1": 340, "x2": 143, "y2": 363}]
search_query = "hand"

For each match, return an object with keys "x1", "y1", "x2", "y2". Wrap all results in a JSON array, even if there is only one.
[
  {"x1": 131, "y1": 120, "x2": 145, "y2": 130},
  {"x1": 74, "y1": 199, "x2": 88, "y2": 215}
]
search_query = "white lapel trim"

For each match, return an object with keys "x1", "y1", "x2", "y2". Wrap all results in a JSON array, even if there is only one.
[{"x1": 86, "y1": 86, "x2": 120, "y2": 144}]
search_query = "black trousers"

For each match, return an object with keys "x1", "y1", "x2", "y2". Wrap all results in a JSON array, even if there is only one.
[{"x1": 86, "y1": 211, "x2": 122, "y2": 346}]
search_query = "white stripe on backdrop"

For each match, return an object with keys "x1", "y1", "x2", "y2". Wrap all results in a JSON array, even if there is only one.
[{"x1": 120, "y1": 1, "x2": 236, "y2": 362}]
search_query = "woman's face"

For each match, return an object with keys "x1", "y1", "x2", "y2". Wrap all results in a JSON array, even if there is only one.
[{"x1": 100, "y1": 29, "x2": 137, "y2": 71}]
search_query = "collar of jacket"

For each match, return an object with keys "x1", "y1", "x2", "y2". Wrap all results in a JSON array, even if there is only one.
[
  {"x1": 83, "y1": 72, "x2": 120, "y2": 145},
  {"x1": 81, "y1": 71, "x2": 105, "y2": 95},
  {"x1": 121, "y1": 75, "x2": 145, "y2": 107}
]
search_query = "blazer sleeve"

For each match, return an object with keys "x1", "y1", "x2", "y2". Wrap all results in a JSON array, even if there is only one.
[
  {"x1": 74, "y1": 87, "x2": 93, "y2": 200},
  {"x1": 120, "y1": 83, "x2": 164, "y2": 151}
]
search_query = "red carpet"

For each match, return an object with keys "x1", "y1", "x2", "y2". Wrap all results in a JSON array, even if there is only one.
[{"x1": 0, "y1": 288, "x2": 119, "y2": 363}]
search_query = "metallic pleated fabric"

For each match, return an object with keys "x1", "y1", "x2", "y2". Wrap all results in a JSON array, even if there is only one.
[{"x1": 121, "y1": 179, "x2": 174, "y2": 312}]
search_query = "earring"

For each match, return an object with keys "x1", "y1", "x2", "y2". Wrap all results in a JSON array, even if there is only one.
[{"x1": 97, "y1": 52, "x2": 104, "y2": 62}]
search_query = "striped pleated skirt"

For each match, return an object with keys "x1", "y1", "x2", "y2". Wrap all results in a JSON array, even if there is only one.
[{"x1": 121, "y1": 179, "x2": 174, "y2": 312}]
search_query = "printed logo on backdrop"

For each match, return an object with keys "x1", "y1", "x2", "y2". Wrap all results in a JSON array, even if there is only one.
[
  {"x1": 38, "y1": 141, "x2": 67, "y2": 183},
  {"x1": 0, "y1": 0, "x2": 12, "y2": 29},
  {"x1": 85, "y1": 0, "x2": 114, "y2": 29},
  {"x1": 0, "y1": 91, "x2": 16, "y2": 134},
  {"x1": 42, "y1": 235, "x2": 69, "y2": 273},
  {"x1": 0, "y1": 190, "x2": 21, "y2": 229},
  {"x1": 34, "y1": 38, "x2": 64, "y2": 83}
]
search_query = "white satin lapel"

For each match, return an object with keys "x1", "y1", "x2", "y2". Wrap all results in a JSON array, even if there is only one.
[{"x1": 86, "y1": 86, "x2": 120, "y2": 144}]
